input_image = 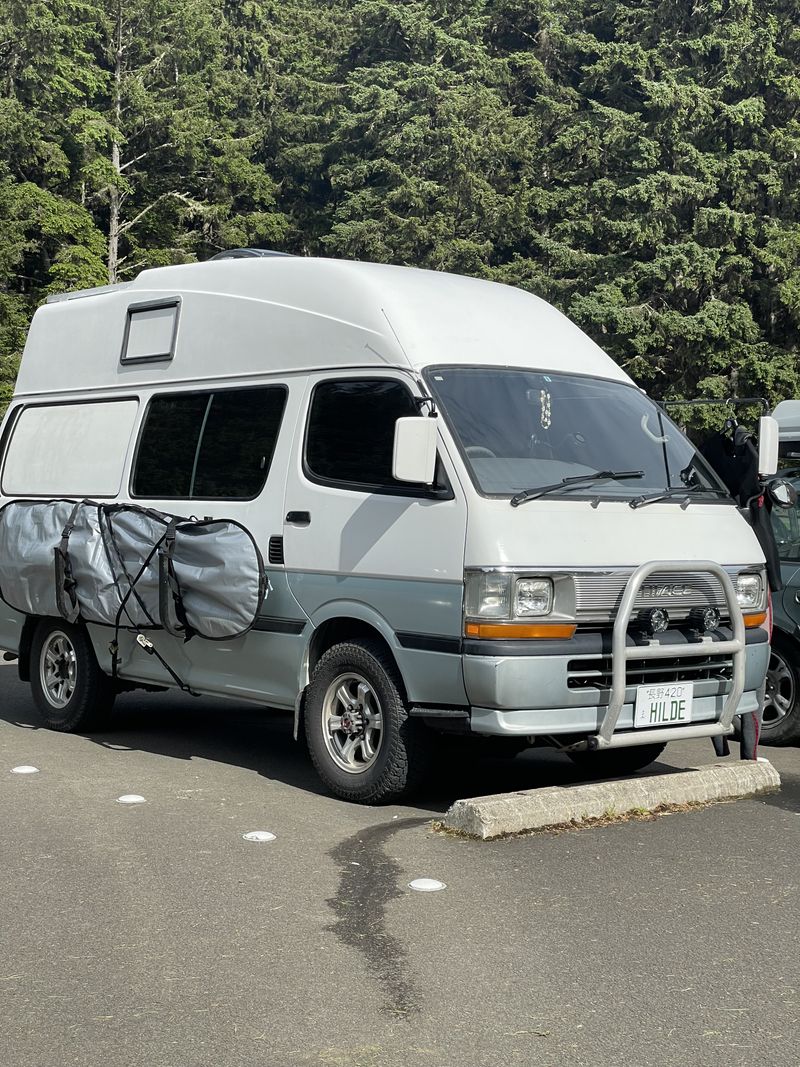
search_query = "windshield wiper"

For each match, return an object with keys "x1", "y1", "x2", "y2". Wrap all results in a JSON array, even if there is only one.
[
  {"x1": 629, "y1": 485, "x2": 729, "y2": 510},
  {"x1": 510, "y1": 470, "x2": 645, "y2": 508}
]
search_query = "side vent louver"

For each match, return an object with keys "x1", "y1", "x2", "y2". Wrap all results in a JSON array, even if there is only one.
[{"x1": 268, "y1": 536, "x2": 284, "y2": 565}]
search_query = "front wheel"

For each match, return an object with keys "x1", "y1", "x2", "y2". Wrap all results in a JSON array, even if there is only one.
[
  {"x1": 566, "y1": 742, "x2": 667, "y2": 777},
  {"x1": 304, "y1": 639, "x2": 432, "y2": 803},
  {"x1": 30, "y1": 620, "x2": 116, "y2": 732},
  {"x1": 760, "y1": 636, "x2": 800, "y2": 745}
]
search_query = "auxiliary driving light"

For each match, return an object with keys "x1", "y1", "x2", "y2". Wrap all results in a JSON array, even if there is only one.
[
  {"x1": 689, "y1": 606, "x2": 721, "y2": 633},
  {"x1": 645, "y1": 607, "x2": 669, "y2": 634}
]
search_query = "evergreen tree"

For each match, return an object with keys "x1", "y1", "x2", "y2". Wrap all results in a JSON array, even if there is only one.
[
  {"x1": 0, "y1": 0, "x2": 108, "y2": 403},
  {"x1": 90, "y1": 0, "x2": 288, "y2": 282},
  {"x1": 322, "y1": 0, "x2": 528, "y2": 275},
  {"x1": 492, "y1": 0, "x2": 800, "y2": 413},
  {"x1": 0, "y1": 0, "x2": 798, "y2": 419}
]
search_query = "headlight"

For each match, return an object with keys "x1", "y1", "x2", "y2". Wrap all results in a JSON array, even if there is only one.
[
  {"x1": 464, "y1": 570, "x2": 573, "y2": 639},
  {"x1": 514, "y1": 578, "x2": 553, "y2": 617},
  {"x1": 465, "y1": 572, "x2": 512, "y2": 619},
  {"x1": 465, "y1": 573, "x2": 554, "y2": 619},
  {"x1": 736, "y1": 573, "x2": 763, "y2": 610}
]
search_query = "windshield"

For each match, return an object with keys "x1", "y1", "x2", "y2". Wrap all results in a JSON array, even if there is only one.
[{"x1": 425, "y1": 367, "x2": 727, "y2": 500}]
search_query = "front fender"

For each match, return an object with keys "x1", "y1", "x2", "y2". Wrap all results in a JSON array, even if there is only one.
[{"x1": 293, "y1": 599, "x2": 468, "y2": 739}]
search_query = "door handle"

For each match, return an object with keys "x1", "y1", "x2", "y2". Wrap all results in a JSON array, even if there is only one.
[
  {"x1": 794, "y1": 592, "x2": 800, "y2": 604},
  {"x1": 285, "y1": 511, "x2": 311, "y2": 526}
]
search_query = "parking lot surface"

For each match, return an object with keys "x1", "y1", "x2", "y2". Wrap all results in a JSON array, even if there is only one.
[{"x1": 1, "y1": 661, "x2": 798, "y2": 1067}]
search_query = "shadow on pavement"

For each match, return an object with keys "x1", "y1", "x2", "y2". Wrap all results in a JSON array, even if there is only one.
[
  {"x1": 0, "y1": 678, "x2": 703, "y2": 814},
  {"x1": 756, "y1": 767, "x2": 800, "y2": 813}
]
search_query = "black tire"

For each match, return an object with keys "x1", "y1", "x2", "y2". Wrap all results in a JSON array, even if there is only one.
[
  {"x1": 30, "y1": 619, "x2": 116, "y2": 732},
  {"x1": 304, "y1": 639, "x2": 432, "y2": 803},
  {"x1": 566, "y1": 742, "x2": 667, "y2": 777},
  {"x1": 759, "y1": 634, "x2": 800, "y2": 745}
]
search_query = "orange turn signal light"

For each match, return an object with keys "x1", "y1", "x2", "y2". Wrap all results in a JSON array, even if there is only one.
[
  {"x1": 743, "y1": 611, "x2": 768, "y2": 629},
  {"x1": 465, "y1": 622, "x2": 577, "y2": 640}
]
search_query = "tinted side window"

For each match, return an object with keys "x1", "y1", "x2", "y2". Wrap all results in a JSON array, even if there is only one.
[
  {"x1": 193, "y1": 388, "x2": 286, "y2": 498},
  {"x1": 306, "y1": 379, "x2": 418, "y2": 488},
  {"x1": 133, "y1": 386, "x2": 287, "y2": 499},
  {"x1": 132, "y1": 393, "x2": 208, "y2": 498}
]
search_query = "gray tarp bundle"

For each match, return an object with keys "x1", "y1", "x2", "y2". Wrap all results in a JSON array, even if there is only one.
[{"x1": 0, "y1": 499, "x2": 266, "y2": 641}]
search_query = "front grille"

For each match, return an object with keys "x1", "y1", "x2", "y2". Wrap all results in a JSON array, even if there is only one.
[
  {"x1": 567, "y1": 653, "x2": 733, "y2": 690},
  {"x1": 573, "y1": 569, "x2": 731, "y2": 623}
]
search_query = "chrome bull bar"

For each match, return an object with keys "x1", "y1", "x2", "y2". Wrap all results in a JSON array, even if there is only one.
[{"x1": 582, "y1": 560, "x2": 747, "y2": 751}]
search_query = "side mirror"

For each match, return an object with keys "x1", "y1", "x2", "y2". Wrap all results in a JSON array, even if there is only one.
[
  {"x1": 758, "y1": 415, "x2": 779, "y2": 476},
  {"x1": 392, "y1": 416, "x2": 437, "y2": 485},
  {"x1": 767, "y1": 478, "x2": 798, "y2": 509}
]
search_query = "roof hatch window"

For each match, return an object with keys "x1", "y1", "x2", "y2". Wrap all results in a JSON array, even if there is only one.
[{"x1": 121, "y1": 299, "x2": 180, "y2": 364}]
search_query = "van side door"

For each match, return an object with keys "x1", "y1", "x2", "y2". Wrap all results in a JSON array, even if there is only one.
[
  {"x1": 124, "y1": 381, "x2": 308, "y2": 706},
  {"x1": 283, "y1": 373, "x2": 468, "y2": 705}
]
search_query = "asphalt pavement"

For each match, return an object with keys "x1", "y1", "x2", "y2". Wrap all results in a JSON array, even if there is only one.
[{"x1": 1, "y1": 661, "x2": 798, "y2": 1067}]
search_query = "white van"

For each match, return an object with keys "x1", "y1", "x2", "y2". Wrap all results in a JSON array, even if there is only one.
[{"x1": 0, "y1": 256, "x2": 772, "y2": 802}]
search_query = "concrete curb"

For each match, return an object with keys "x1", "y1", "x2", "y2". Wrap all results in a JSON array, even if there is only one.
[{"x1": 441, "y1": 760, "x2": 781, "y2": 840}]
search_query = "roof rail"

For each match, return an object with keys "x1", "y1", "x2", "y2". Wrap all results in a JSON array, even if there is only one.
[
  {"x1": 47, "y1": 281, "x2": 133, "y2": 304},
  {"x1": 208, "y1": 248, "x2": 292, "y2": 261}
]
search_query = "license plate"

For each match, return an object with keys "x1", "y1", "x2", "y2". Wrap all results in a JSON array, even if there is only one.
[{"x1": 634, "y1": 682, "x2": 694, "y2": 728}]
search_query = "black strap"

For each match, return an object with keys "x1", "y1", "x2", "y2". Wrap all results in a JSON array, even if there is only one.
[
  {"x1": 131, "y1": 632, "x2": 200, "y2": 697},
  {"x1": 108, "y1": 524, "x2": 169, "y2": 682},
  {"x1": 54, "y1": 501, "x2": 83, "y2": 623},
  {"x1": 102, "y1": 511, "x2": 192, "y2": 691},
  {"x1": 158, "y1": 520, "x2": 196, "y2": 641},
  {"x1": 103, "y1": 510, "x2": 162, "y2": 629}
]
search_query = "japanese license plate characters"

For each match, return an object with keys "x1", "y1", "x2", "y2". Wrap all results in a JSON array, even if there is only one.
[{"x1": 634, "y1": 683, "x2": 693, "y2": 728}]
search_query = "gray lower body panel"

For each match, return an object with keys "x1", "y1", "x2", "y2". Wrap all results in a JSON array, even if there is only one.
[
  {"x1": 395, "y1": 647, "x2": 468, "y2": 705},
  {"x1": 0, "y1": 606, "x2": 24, "y2": 655},
  {"x1": 463, "y1": 637, "x2": 769, "y2": 737}
]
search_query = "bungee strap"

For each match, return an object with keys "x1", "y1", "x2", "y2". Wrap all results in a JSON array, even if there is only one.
[{"x1": 53, "y1": 501, "x2": 83, "y2": 623}]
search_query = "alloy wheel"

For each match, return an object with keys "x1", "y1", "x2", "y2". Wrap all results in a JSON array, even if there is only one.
[
  {"x1": 321, "y1": 672, "x2": 384, "y2": 774},
  {"x1": 39, "y1": 631, "x2": 77, "y2": 709},
  {"x1": 762, "y1": 647, "x2": 796, "y2": 732}
]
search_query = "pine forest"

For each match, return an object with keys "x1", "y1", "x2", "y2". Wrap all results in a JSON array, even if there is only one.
[{"x1": 0, "y1": 0, "x2": 798, "y2": 417}]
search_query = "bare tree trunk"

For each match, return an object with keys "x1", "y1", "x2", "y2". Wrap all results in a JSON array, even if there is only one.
[{"x1": 108, "y1": 3, "x2": 123, "y2": 284}]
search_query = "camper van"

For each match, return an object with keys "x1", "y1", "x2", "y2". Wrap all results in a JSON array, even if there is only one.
[{"x1": 0, "y1": 256, "x2": 774, "y2": 802}]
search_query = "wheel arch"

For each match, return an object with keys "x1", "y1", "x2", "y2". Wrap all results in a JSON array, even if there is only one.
[
  {"x1": 770, "y1": 623, "x2": 800, "y2": 654},
  {"x1": 28, "y1": 615, "x2": 116, "y2": 730},
  {"x1": 17, "y1": 614, "x2": 38, "y2": 682},
  {"x1": 760, "y1": 623, "x2": 800, "y2": 744},
  {"x1": 293, "y1": 604, "x2": 406, "y2": 740}
]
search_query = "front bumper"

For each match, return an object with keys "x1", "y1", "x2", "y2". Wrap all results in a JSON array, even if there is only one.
[
  {"x1": 464, "y1": 623, "x2": 768, "y2": 739},
  {"x1": 469, "y1": 687, "x2": 763, "y2": 737},
  {"x1": 464, "y1": 558, "x2": 760, "y2": 748}
]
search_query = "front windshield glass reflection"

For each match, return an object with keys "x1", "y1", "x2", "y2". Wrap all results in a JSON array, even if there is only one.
[{"x1": 425, "y1": 367, "x2": 725, "y2": 499}]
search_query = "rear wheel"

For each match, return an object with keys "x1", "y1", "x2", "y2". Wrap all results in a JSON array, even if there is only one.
[
  {"x1": 760, "y1": 635, "x2": 800, "y2": 745},
  {"x1": 30, "y1": 620, "x2": 115, "y2": 732},
  {"x1": 304, "y1": 639, "x2": 432, "y2": 803},
  {"x1": 566, "y1": 742, "x2": 667, "y2": 777}
]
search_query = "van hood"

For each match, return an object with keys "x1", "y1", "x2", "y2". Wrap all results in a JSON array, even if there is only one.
[{"x1": 465, "y1": 498, "x2": 765, "y2": 570}]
